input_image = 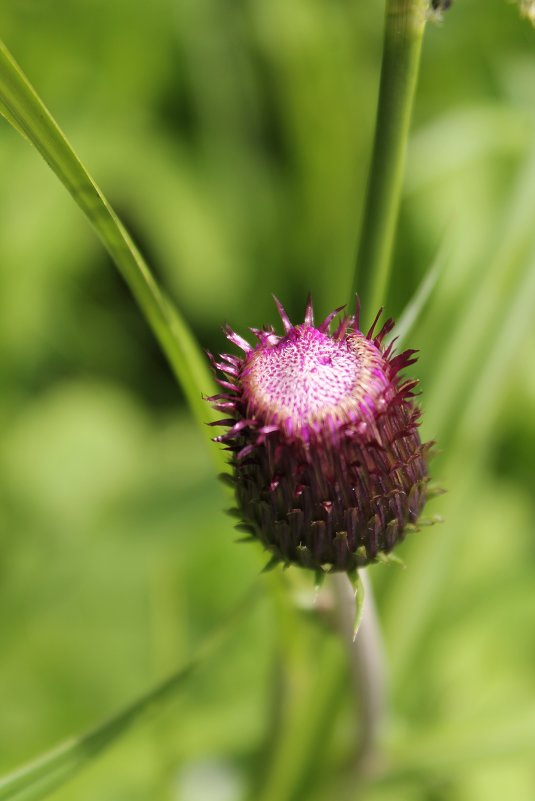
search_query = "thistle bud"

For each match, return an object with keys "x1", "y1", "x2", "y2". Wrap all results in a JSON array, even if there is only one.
[{"x1": 208, "y1": 297, "x2": 431, "y2": 573}]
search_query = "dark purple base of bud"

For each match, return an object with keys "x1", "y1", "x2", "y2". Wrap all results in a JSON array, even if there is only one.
[{"x1": 232, "y1": 395, "x2": 429, "y2": 572}]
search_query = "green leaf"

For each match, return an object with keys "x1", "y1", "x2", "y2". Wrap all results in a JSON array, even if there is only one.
[
  {"x1": 425, "y1": 145, "x2": 535, "y2": 440},
  {"x1": 0, "y1": 96, "x2": 27, "y2": 139},
  {"x1": 384, "y1": 222, "x2": 535, "y2": 691},
  {"x1": 0, "y1": 40, "x2": 223, "y2": 468},
  {"x1": 394, "y1": 236, "x2": 449, "y2": 347},
  {"x1": 348, "y1": 570, "x2": 366, "y2": 640},
  {"x1": 0, "y1": 587, "x2": 258, "y2": 801}
]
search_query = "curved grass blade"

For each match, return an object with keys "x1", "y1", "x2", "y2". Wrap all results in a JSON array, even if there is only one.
[
  {"x1": 393, "y1": 235, "x2": 449, "y2": 347},
  {"x1": 0, "y1": 586, "x2": 258, "y2": 801},
  {"x1": 384, "y1": 231, "x2": 535, "y2": 690},
  {"x1": 0, "y1": 40, "x2": 221, "y2": 457},
  {"x1": 0, "y1": 97, "x2": 27, "y2": 139}
]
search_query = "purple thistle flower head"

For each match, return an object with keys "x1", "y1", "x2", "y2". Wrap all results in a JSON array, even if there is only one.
[{"x1": 208, "y1": 296, "x2": 431, "y2": 574}]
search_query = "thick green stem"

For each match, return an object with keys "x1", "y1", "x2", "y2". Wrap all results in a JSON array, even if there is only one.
[
  {"x1": 353, "y1": 0, "x2": 427, "y2": 320},
  {"x1": 249, "y1": 575, "x2": 345, "y2": 801}
]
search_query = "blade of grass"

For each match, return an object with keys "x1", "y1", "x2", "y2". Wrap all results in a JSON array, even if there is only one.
[
  {"x1": 380, "y1": 144, "x2": 535, "y2": 688},
  {"x1": 0, "y1": 96, "x2": 27, "y2": 138},
  {"x1": 0, "y1": 586, "x2": 259, "y2": 801},
  {"x1": 425, "y1": 145, "x2": 535, "y2": 440},
  {"x1": 392, "y1": 235, "x2": 449, "y2": 347},
  {"x1": 0, "y1": 40, "x2": 222, "y2": 464},
  {"x1": 383, "y1": 232, "x2": 535, "y2": 689}
]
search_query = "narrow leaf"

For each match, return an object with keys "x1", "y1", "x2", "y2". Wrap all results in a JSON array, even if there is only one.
[
  {"x1": 0, "y1": 96, "x2": 27, "y2": 139},
  {"x1": 0, "y1": 587, "x2": 258, "y2": 801},
  {"x1": 394, "y1": 235, "x2": 449, "y2": 347},
  {"x1": 0, "y1": 40, "x2": 222, "y2": 464},
  {"x1": 349, "y1": 570, "x2": 366, "y2": 640}
]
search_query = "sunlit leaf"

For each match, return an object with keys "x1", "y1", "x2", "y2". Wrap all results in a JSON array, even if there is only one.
[{"x1": 0, "y1": 40, "x2": 223, "y2": 468}]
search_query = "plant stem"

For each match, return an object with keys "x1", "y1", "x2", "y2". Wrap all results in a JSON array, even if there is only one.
[
  {"x1": 249, "y1": 574, "x2": 345, "y2": 801},
  {"x1": 352, "y1": 0, "x2": 427, "y2": 320},
  {"x1": 331, "y1": 570, "x2": 388, "y2": 775}
]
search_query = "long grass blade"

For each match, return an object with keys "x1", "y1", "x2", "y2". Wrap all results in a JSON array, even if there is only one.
[
  {"x1": 0, "y1": 586, "x2": 258, "y2": 801},
  {"x1": 393, "y1": 236, "x2": 449, "y2": 347},
  {"x1": 384, "y1": 235, "x2": 535, "y2": 689},
  {"x1": 0, "y1": 40, "x2": 220, "y2": 451}
]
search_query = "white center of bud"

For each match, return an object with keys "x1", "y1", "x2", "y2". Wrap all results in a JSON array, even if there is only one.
[{"x1": 242, "y1": 325, "x2": 386, "y2": 432}]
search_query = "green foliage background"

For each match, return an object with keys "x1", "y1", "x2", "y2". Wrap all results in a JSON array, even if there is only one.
[{"x1": 1, "y1": 1, "x2": 535, "y2": 799}]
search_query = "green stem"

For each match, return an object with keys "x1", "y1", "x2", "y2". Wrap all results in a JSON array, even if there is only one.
[
  {"x1": 0, "y1": 40, "x2": 220, "y2": 452},
  {"x1": 249, "y1": 575, "x2": 345, "y2": 801},
  {"x1": 331, "y1": 571, "x2": 388, "y2": 776},
  {"x1": 353, "y1": 0, "x2": 427, "y2": 320}
]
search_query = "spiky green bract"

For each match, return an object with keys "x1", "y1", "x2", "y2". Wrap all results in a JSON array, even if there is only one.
[{"x1": 208, "y1": 297, "x2": 431, "y2": 573}]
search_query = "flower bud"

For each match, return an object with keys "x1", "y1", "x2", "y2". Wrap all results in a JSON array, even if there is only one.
[{"x1": 208, "y1": 297, "x2": 431, "y2": 573}]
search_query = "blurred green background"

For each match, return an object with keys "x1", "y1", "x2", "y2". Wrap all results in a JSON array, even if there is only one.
[{"x1": 1, "y1": 1, "x2": 535, "y2": 799}]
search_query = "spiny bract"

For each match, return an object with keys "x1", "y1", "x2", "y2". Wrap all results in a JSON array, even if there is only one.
[{"x1": 208, "y1": 296, "x2": 432, "y2": 573}]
